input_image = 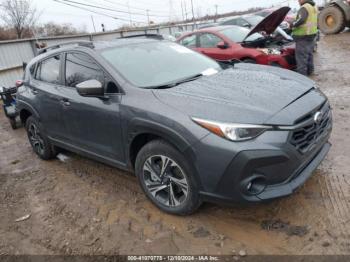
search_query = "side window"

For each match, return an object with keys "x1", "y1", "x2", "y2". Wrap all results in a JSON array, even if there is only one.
[
  {"x1": 234, "y1": 18, "x2": 250, "y2": 28},
  {"x1": 65, "y1": 53, "x2": 105, "y2": 88},
  {"x1": 199, "y1": 33, "x2": 222, "y2": 48},
  {"x1": 180, "y1": 34, "x2": 197, "y2": 48},
  {"x1": 35, "y1": 55, "x2": 61, "y2": 84},
  {"x1": 222, "y1": 19, "x2": 237, "y2": 26}
]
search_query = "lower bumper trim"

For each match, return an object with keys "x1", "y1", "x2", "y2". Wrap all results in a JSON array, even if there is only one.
[{"x1": 257, "y1": 142, "x2": 331, "y2": 200}]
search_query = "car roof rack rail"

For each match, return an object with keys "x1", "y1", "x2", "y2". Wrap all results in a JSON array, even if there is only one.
[
  {"x1": 119, "y1": 33, "x2": 164, "y2": 40},
  {"x1": 37, "y1": 41, "x2": 95, "y2": 55}
]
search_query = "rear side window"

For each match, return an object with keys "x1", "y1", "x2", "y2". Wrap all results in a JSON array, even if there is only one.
[
  {"x1": 35, "y1": 55, "x2": 61, "y2": 84},
  {"x1": 180, "y1": 34, "x2": 197, "y2": 48},
  {"x1": 65, "y1": 53, "x2": 105, "y2": 88}
]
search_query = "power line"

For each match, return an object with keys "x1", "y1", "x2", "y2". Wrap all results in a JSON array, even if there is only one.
[
  {"x1": 58, "y1": 0, "x2": 170, "y2": 18},
  {"x1": 99, "y1": 0, "x2": 180, "y2": 15},
  {"x1": 53, "y1": 0, "x2": 147, "y2": 24}
]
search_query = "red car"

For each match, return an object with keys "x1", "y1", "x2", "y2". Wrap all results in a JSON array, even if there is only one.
[{"x1": 177, "y1": 7, "x2": 296, "y2": 70}]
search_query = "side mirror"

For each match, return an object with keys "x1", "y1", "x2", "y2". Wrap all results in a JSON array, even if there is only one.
[
  {"x1": 242, "y1": 23, "x2": 251, "y2": 28},
  {"x1": 217, "y1": 41, "x2": 229, "y2": 49},
  {"x1": 76, "y1": 79, "x2": 103, "y2": 97}
]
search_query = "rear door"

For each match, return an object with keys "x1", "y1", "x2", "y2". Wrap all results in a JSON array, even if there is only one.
[
  {"x1": 29, "y1": 54, "x2": 68, "y2": 140},
  {"x1": 58, "y1": 52, "x2": 125, "y2": 163},
  {"x1": 197, "y1": 33, "x2": 233, "y2": 61}
]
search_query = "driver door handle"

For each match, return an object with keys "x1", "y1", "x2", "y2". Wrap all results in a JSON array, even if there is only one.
[
  {"x1": 30, "y1": 87, "x2": 38, "y2": 95},
  {"x1": 60, "y1": 98, "x2": 70, "y2": 106}
]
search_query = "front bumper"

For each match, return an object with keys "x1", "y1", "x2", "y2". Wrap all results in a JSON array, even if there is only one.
[
  {"x1": 191, "y1": 121, "x2": 331, "y2": 204},
  {"x1": 256, "y1": 141, "x2": 330, "y2": 200},
  {"x1": 255, "y1": 54, "x2": 295, "y2": 70}
]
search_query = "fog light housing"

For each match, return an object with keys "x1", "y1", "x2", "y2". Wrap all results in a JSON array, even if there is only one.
[{"x1": 242, "y1": 175, "x2": 267, "y2": 195}]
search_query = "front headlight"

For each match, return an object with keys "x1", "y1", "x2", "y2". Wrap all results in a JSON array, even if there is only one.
[
  {"x1": 192, "y1": 117, "x2": 272, "y2": 142},
  {"x1": 269, "y1": 48, "x2": 282, "y2": 55},
  {"x1": 258, "y1": 48, "x2": 281, "y2": 55}
]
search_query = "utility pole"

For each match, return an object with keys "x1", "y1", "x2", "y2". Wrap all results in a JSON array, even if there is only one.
[
  {"x1": 184, "y1": 1, "x2": 188, "y2": 21},
  {"x1": 146, "y1": 9, "x2": 150, "y2": 25},
  {"x1": 180, "y1": 0, "x2": 184, "y2": 22},
  {"x1": 127, "y1": 0, "x2": 132, "y2": 27},
  {"x1": 190, "y1": 0, "x2": 195, "y2": 22},
  {"x1": 214, "y1": 4, "x2": 218, "y2": 22},
  {"x1": 90, "y1": 15, "x2": 96, "y2": 33},
  {"x1": 169, "y1": 0, "x2": 174, "y2": 22}
]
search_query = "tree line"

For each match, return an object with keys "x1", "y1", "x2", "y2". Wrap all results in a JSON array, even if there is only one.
[{"x1": 0, "y1": 0, "x2": 86, "y2": 40}]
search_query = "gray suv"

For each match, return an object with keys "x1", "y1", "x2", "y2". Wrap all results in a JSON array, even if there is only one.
[{"x1": 16, "y1": 37, "x2": 332, "y2": 215}]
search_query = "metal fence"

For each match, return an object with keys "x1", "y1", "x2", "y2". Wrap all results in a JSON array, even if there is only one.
[{"x1": 0, "y1": 23, "x2": 202, "y2": 87}]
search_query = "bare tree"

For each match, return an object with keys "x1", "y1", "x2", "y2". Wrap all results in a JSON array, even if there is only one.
[
  {"x1": 0, "y1": 0, "x2": 39, "y2": 39},
  {"x1": 36, "y1": 22, "x2": 87, "y2": 37}
]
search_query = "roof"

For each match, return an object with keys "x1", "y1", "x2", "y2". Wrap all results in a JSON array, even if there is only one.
[
  {"x1": 94, "y1": 37, "x2": 162, "y2": 50},
  {"x1": 197, "y1": 25, "x2": 244, "y2": 32},
  {"x1": 31, "y1": 37, "x2": 164, "y2": 63}
]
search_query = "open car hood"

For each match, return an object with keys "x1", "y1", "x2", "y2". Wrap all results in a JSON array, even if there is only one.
[{"x1": 244, "y1": 6, "x2": 291, "y2": 41}]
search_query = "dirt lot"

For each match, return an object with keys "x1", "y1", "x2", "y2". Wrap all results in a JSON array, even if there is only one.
[{"x1": 0, "y1": 32, "x2": 349, "y2": 256}]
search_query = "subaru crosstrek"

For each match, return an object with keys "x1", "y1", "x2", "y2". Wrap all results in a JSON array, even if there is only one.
[{"x1": 16, "y1": 37, "x2": 332, "y2": 215}]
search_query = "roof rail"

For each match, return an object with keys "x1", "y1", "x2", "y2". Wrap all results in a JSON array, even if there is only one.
[
  {"x1": 119, "y1": 34, "x2": 164, "y2": 40},
  {"x1": 37, "y1": 41, "x2": 94, "y2": 55}
]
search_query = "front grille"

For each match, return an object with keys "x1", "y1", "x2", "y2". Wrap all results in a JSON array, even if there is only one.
[{"x1": 290, "y1": 103, "x2": 332, "y2": 154}]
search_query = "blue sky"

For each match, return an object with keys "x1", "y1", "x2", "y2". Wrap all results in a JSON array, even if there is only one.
[{"x1": 3, "y1": 0, "x2": 325, "y2": 32}]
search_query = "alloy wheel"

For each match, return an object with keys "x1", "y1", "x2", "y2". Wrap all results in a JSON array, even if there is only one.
[
  {"x1": 142, "y1": 155, "x2": 189, "y2": 207},
  {"x1": 28, "y1": 123, "x2": 45, "y2": 156}
]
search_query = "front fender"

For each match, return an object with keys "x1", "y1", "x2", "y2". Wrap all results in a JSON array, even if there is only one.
[
  {"x1": 126, "y1": 117, "x2": 203, "y2": 189},
  {"x1": 127, "y1": 117, "x2": 192, "y2": 153}
]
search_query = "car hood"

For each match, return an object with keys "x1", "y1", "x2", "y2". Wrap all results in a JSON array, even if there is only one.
[
  {"x1": 153, "y1": 63, "x2": 315, "y2": 125},
  {"x1": 245, "y1": 6, "x2": 291, "y2": 40}
]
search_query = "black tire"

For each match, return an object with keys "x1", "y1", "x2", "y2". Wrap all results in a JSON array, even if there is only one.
[
  {"x1": 9, "y1": 118, "x2": 17, "y2": 129},
  {"x1": 135, "y1": 139, "x2": 201, "y2": 215},
  {"x1": 242, "y1": 58, "x2": 256, "y2": 64},
  {"x1": 318, "y1": 6, "x2": 346, "y2": 35},
  {"x1": 25, "y1": 116, "x2": 57, "y2": 160}
]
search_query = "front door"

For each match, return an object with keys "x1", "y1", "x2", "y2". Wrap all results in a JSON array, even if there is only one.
[
  {"x1": 59, "y1": 52, "x2": 125, "y2": 163},
  {"x1": 196, "y1": 33, "x2": 233, "y2": 61}
]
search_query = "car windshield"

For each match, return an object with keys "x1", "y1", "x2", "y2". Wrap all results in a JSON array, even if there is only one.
[
  {"x1": 244, "y1": 16, "x2": 263, "y2": 26},
  {"x1": 220, "y1": 27, "x2": 263, "y2": 43},
  {"x1": 100, "y1": 41, "x2": 221, "y2": 88}
]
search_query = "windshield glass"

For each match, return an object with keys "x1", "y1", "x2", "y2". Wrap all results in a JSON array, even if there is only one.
[
  {"x1": 244, "y1": 16, "x2": 263, "y2": 26},
  {"x1": 100, "y1": 41, "x2": 221, "y2": 88},
  {"x1": 220, "y1": 27, "x2": 263, "y2": 43}
]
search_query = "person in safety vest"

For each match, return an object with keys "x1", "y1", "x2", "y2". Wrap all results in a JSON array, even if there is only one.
[{"x1": 292, "y1": 0, "x2": 318, "y2": 76}]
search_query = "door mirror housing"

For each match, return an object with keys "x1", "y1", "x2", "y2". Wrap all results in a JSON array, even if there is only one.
[
  {"x1": 76, "y1": 79, "x2": 104, "y2": 97},
  {"x1": 217, "y1": 41, "x2": 229, "y2": 49}
]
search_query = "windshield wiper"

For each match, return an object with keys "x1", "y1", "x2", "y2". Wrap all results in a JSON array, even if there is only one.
[{"x1": 145, "y1": 73, "x2": 203, "y2": 89}]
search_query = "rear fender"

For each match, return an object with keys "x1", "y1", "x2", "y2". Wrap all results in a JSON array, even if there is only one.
[{"x1": 17, "y1": 99, "x2": 40, "y2": 122}]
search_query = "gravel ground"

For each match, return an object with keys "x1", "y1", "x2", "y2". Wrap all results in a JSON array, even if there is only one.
[{"x1": 0, "y1": 32, "x2": 349, "y2": 256}]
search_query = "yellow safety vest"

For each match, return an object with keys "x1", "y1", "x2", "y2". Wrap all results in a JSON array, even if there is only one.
[{"x1": 292, "y1": 3, "x2": 318, "y2": 36}]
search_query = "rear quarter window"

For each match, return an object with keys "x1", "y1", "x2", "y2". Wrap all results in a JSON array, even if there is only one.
[{"x1": 35, "y1": 55, "x2": 61, "y2": 84}]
